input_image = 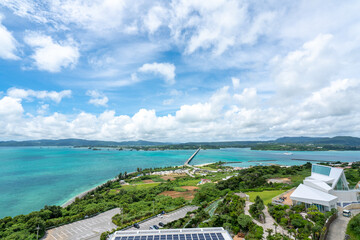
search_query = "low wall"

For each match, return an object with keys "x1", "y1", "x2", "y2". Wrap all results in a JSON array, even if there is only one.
[
  {"x1": 320, "y1": 212, "x2": 337, "y2": 240},
  {"x1": 344, "y1": 203, "x2": 360, "y2": 210}
]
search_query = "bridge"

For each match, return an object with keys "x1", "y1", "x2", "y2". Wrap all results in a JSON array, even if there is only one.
[{"x1": 184, "y1": 148, "x2": 201, "y2": 166}]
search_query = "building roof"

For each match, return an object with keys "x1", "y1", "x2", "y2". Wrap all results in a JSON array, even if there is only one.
[
  {"x1": 290, "y1": 184, "x2": 338, "y2": 207},
  {"x1": 110, "y1": 228, "x2": 232, "y2": 240},
  {"x1": 309, "y1": 164, "x2": 346, "y2": 189},
  {"x1": 303, "y1": 179, "x2": 332, "y2": 193},
  {"x1": 307, "y1": 173, "x2": 334, "y2": 184}
]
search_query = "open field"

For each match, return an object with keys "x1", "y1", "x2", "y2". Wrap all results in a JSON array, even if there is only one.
[
  {"x1": 177, "y1": 179, "x2": 200, "y2": 186},
  {"x1": 161, "y1": 174, "x2": 187, "y2": 181},
  {"x1": 143, "y1": 179, "x2": 155, "y2": 183},
  {"x1": 159, "y1": 186, "x2": 199, "y2": 200},
  {"x1": 245, "y1": 190, "x2": 287, "y2": 205},
  {"x1": 122, "y1": 182, "x2": 161, "y2": 190}
]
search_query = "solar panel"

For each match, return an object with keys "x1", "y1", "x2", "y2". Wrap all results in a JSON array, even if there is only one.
[
  {"x1": 111, "y1": 228, "x2": 230, "y2": 240},
  {"x1": 216, "y1": 233, "x2": 224, "y2": 240}
]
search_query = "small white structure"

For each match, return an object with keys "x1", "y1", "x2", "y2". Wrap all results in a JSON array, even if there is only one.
[{"x1": 290, "y1": 164, "x2": 360, "y2": 211}]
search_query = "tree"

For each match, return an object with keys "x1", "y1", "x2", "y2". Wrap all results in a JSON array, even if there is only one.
[
  {"x1": 266, "y1": 228, "x2": 273, "y2": 238},
  {"x1": 238, "y1": 214, "x2": 253, "y2": 231}
]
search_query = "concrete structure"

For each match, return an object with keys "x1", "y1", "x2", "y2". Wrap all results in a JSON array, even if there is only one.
[
  {"x1": 111, "y1": 228, "x2": 232, "y2": 240},
  {"x1": 290, "y1": 164, "x2": 360, "y2": 211}
]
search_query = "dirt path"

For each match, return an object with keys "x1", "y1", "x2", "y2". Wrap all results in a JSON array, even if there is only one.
[{"x1": 244, "y1": 201, "x2": 293, "y2": 239}]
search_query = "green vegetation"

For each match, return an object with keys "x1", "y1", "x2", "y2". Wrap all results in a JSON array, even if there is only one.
[
  {"x1": 249, "y1": 196, "x2": 265, "y2": 222},
  {"x1": 347, "y1": 213, "x2": 360, "y2": 240},
  {"x1": 166, "y1": 193, "x2": 263, "y2": 240},
  {"x1": 267, "y1": 203, "x2": 337, "y2": 240},
  {"x1": 217, "y1": 164, "x2": 311, "y2": 191},
  {"x1": 0, "y1": 162, "x2": 350, "y2": 240},
  {"x1": 246, "y1": 190, "x2": 286, "y2": 205}
]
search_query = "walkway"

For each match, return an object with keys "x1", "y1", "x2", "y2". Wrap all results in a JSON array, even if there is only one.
[
  {"x1": 244, "y1": 201, "x2": 293, "y2": 239},
  {"x1": 327, "y1": 209, "x2": 360, "y2": 240}
]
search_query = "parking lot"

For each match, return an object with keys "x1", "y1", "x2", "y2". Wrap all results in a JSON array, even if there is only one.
[
  {"x1": 126, "y1": 206, "x2": 199, "y2": 231},
  {"x1": 43, "y1": 208, "x2": 120, "y2": 240}
]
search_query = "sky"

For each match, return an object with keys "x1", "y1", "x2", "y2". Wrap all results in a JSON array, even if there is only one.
[{"x1": 0, "y1": 0, "x2": 360, "y2": 142}]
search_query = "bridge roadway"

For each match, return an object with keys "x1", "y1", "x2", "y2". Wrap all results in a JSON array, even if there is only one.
[{"x1": 184, "y1": 148, "x2": 201, "y2": 166}]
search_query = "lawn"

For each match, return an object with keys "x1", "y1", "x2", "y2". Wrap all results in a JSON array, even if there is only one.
[{"x1": 245, "y1": 190, "x2": 286, "y2": 205}]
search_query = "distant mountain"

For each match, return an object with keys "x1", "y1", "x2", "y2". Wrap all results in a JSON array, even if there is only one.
[
  {"x1": 274, "y1": 136, "x2": 360, "y2": 146},
  {"x1": 0, "y1": 139, "x2": 166, "y2": 147},
  {"x1": 0, "y1": 136, "x2": 359, "y2": 147}
]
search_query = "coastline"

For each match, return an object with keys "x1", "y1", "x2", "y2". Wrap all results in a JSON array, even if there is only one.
[
  {"x1": 61, "y1": 177, "x2": 117, "y2": 208},
  {"x1": 61, "y1": 171, "x2": 139, "y2": 208}
]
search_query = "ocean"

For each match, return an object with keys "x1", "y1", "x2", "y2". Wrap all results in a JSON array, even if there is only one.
[{"x1": 1, "y1": 147, "x2": 359, "y2": 218}]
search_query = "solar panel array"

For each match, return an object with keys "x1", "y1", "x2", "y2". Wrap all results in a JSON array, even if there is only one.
[{"x1": 114, "y1": 233, "x2": 225, "y2": 240}]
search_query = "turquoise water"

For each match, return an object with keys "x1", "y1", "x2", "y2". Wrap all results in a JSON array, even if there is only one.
[{"x1": 0, "y1": 147, "x2": 359, "y2": 218}]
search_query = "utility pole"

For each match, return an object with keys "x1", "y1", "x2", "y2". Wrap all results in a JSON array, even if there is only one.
[{"x1": 36, "y1": 225, "x2": 40, "y2": 240}]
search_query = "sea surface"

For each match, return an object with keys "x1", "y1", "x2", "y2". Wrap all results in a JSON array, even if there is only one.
[{"x1": 1, "y1": 147, "x2": 359, "y2": 218}]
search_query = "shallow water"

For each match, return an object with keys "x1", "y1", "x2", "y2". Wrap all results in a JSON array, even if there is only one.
[{"x1": 0, "y1": 147, "x2": 359, "y2": 218}]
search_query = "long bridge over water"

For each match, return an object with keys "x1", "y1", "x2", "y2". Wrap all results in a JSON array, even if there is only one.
[{"x1": 184, "y1": 148, "x2": 201, "y2": 166}]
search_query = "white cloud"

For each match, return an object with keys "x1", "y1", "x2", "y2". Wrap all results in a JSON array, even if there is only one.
[
  {"x1": 1, "y1": 78, "x2": 360, "y2": 141},
  {"x1": 143, "y1": 5, "x2": 168, "y2": 34},
  {"x1": 24, "y1": 32, "x2": 79, "y2": 72},
  {"x1": 231, "y1": 77, "x2": 240, "y2": 89},
  {"x1": 0, "y1": 96, "x2": 23, "y2": 120},
  {"x1": 37, "y1": 104, "x2": 49, "y2": 115},
  {"x1": 7, "y1": 88, "x2": 72, "y2": 103},
  {"x1": 138, "y1": 62, "x2": 176, "y2": 85},
  {"x1": 273, "y1": 34, "x2": 337, "y2": 97},
  {"x1": 86, "y1": 90, "x2": 109, "y2": 107},
  {"x1": 0, "y1": 15, "x2": 19, "y2": 60}
]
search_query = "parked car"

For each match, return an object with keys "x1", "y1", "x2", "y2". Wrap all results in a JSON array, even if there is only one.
[
  {"x1": 149, "y1": 226, "x2": 154, "y2": 230},
  {"x1": 161, "y1": 211, "x2": 165, "y2": 215},
  {"x1": 158, "y1": 222, "x2": 164, "y2": 227},
  {"x1": 153, "y1": 225, "x2": 159, "y2": 229},
  {"x1": 343, "y1": 210, "x2": 351, "y2": 217},
  {"x1": 133, "y1": 223, "x2": 140, "y2": 229}
]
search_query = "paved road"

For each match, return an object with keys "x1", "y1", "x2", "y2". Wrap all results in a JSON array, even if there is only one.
[
  {"x1": 327, "y1": 209, "x2": 360, "y2": 240},
  {"x1": 126, "y1": 206, "x2": 199, "y2": 231},
  {"x1": 43, "y1": 208, "x2": 120, "y2": 240}
]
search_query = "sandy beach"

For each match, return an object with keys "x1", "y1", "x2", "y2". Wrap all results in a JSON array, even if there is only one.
[{"x1": 61, "y1": 177, "x2": 118, "y2": 207}]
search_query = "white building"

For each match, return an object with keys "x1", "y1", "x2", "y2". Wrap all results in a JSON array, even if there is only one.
[
  {"x1": 110, "y1": 228, "x2": 232, "y2": 240},
  {"x1": 290, "y1": 164, "x2": 360, "y2": 211}
]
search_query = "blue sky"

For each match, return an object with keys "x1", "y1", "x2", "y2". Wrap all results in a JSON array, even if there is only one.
[{"x1": 0, "y1": 0, "x2": 360, "y2": 141}]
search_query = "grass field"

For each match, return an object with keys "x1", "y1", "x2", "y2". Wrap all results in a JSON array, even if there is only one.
[
  {"x1": 178, "y1": 179, "x2": 200, "y2": 186},
  {"x1": 121, "y1": 182, "x2": 161, "y2": 190},
  {"x1": 245, "y1": 190, "x2": 287, "y2": 205}
]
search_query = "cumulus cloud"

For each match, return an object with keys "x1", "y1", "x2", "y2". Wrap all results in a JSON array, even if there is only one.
[
  {"x1": 7, "y1": 88, "x2": 72, "y2": 103},
  {"x1": 0, "y1": 15, "x2": 19, "y2": 60},
  {"x1": 1, "y1": 77, "x2": 360, "y2": 141},
  {"x1": 138, "y1": 62, "x2": 176, "y2": 85},
  {"x1": 86, "y1": 90, "x2": 108, "y2": 107},
  {"x1": 24, "y1": 32, "x2": 79, "y2": 72},
  {"x1": 273, "y1": 34, "x2": 337, "y2": 97}
]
